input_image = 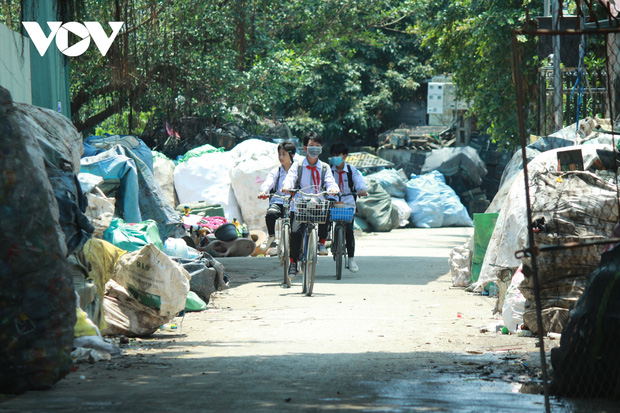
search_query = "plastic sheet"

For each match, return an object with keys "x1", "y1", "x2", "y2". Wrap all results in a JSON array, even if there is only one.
[
  {"x1": 421, "y1": 146, "x2": 487, "y2": 187},
  {"x1": 551, "y1": 244, "x2": 620, "y2": 399},
  {"x1": 502, "y1": 266, "x2": 525, "y2": 333},
  {"x1": 81, "y1": 144, "x2": 185, "y2": 240},
  {"x1": 450, "y1": 244, "x2": 472, "y2": 287},
  {"x1": 84, "y1": 134, "x2": 154, "y2": 173}
]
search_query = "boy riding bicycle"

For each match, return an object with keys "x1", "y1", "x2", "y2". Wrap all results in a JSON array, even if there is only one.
[
  {"x1": 281, "y1": 132, "x2": 339, "y2": 277},
  {"x1": 328, "y1": 142, "x2": 367, "y2": 273},
  {"x1": 258, "y1": 141, "x2": 297, "y2": 254}
]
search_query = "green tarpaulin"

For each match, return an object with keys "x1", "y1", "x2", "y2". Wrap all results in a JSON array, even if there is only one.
[{"x1": 470, "y1": 212, "x2": 499, "y2": 283}]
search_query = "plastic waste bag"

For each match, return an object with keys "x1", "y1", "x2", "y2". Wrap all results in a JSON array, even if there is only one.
[
  {"x1": 185, "y1": 291, "x2": 208, "y2": 312},
  {"x1": 502, "y1": 266, "x2": 525, "y2": 333},
  {"x1": 406, "y1": 172, "x2": 444, "y2": 228},
  {"x1": 356, "y1": 180, "x2": 400, "y2": 232},
  {"x1": 391, "y1": 197, "x2": 412, "y2": 227},
  {"x1": 164, "y1": 237, "x2": 202, "y2": 259},
  {"x1": 450, "y1": 245, "x2": 472, "y2": 287},
  {"x1": 103, "y1": 218, "x2": 164, "y2": 252},
  {"x1": 365, "y1": 169, "x2": 408, "y2": 198}
]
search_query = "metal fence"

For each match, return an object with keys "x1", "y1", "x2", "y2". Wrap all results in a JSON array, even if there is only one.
[{"x1": 511, "y1": 8, "x2": 620, "y2": 412}]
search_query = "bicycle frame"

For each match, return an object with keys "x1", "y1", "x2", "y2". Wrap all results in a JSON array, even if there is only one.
[
  {"x1": 268, "y1": 193, "x2": 292, "y2": 288},
  {"x1": 292, "y1": 187, "x2": 330, "y2": 297},
  {"x1": 328, "y1": 192, "x2": 356, "y2": 280}
]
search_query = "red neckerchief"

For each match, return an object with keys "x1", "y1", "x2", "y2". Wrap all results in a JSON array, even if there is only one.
[
  {"x1": 337, "y1": 170, "x2": 346, "y2": 192},
  {"x1": 306, "y1": 165, "x2": 320, "y2": 193}
]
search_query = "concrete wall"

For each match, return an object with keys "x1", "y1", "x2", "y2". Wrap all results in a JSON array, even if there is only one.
[{"x1": 0, "y1": 23, "x2": 32, "y2": 104}]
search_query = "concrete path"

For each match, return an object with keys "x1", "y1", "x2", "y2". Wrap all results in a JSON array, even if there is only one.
[{"x1": 1, "y1": 227, "x2": 594, "y2": 412}]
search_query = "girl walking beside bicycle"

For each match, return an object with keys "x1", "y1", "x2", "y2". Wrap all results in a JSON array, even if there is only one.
[
  {"x1": 329, "y1": 142, "x2": 367, "y2": 273},
  {"x1": 257, "y1": 141, "x2": 297, "y2": 253},
  {"x1": 282, "y1": 132, "x2": 339, "y2": 277}
]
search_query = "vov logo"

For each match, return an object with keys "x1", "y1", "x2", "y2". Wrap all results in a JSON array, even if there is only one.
[{"x1": 22, "y1": 22, "x2": 124, "y2": 57}]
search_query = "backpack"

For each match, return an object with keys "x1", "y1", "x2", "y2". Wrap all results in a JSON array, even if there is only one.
[
  {"x1": 333, "y1": 164, "x2": 357, "y2": 201},
  {"x1": 269, "y1": 166, "x2": 282, "y2": 194},
  {"x1": 295, "y1": 161, "x2": 328, "y2": 190}
]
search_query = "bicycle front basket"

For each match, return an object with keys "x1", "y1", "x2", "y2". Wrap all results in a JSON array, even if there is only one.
[
  {"x1": 330, "y1": 205, "x2": 355, "y2": 222},
  {"x1": 296, "y1": 198, "x2": 330, "y2": 223}
]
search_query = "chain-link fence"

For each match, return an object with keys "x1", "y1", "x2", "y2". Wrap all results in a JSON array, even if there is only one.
[{"x1": 511, "y1": 6, "x2": 620, "y2": 411}]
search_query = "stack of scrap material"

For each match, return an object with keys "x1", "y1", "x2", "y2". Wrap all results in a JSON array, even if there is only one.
[
  {"x1": 377, "y1": 125, "x2": 453, "y2": 150},
  {"x1": 521, "y1": 169, "x2": 618, "y2": 334}
]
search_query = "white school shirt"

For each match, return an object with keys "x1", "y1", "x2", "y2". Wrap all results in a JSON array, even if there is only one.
[
  {"x1": 282, "y1": 158, "x2": 339, "y2": 212},
  {"x1": 259, "y1": 165, "x2": 288, "y2": 205},
  {"x1": 331, "y1": 162, "x2": 367, "y2": 207}
]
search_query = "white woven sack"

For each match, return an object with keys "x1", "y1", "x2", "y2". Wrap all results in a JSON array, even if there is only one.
[
  {"x1": 173, "y1": 151, "x2": 243, "y2": 222},
  {"x1": 113, "y1": 244, "x2": 190, "y2": 318},
  {"x1": 230, "y1": 150, "x2": 279, "y2": 233}
]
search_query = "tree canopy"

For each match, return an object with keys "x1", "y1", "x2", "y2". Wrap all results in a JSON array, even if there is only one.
[
  {"x1": 9, "y1": 1, "x2": 610, "y2": 148},
  {"x1": 413, "y1": 0, "x2": 542, "y2": 148},
  {"x1": 41, "y1": 0, "x2": 430, "y2": 146}
]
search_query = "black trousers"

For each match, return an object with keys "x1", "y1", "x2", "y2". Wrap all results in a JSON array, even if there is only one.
[
  {"x1": 265, "y1": 203, "x2": 285, "y2": 236},
  {"x1": 289, "y1": 213, "x2": 329, "y2": 261},
  {"x1": 335, "y1": 221, "x2": 355, "y2": 258}
]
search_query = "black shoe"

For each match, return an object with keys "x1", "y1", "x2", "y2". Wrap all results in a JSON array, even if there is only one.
[{"x1": 288, "y1": 262, "x2": 297, "y2": 277}]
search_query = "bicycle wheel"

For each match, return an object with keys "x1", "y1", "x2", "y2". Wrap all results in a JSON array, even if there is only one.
[
  {"x1": 334, "y1": 224, "x2": 344, "y2": 280},
  {"x1": 282, "y1": 223, "x2": 291, "y2": 288},
  {"x1": 277, "y1": 220, "x2": 284, "y2": 266},
  {"x1": 304, "y1": 227, "x2": 317, "y2": 296}
]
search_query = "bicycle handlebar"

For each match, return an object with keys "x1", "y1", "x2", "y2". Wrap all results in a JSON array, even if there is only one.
[
  {"x1": 329, "y1": 192, "x2": 356, "y2": 201},
  {"x1": 266, "y1": 192, "x2": 291, "y2": 200},
  {"x1": 293, "y1": 189, "x2": 331, "y2": 197}
]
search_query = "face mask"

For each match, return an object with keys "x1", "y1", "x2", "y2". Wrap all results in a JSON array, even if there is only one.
[
  {"x1": 330, "y1": 156, "x2": 343, "y2": 167},
  {"x1": 306, "y1": 146, "x2": 322, "y2": 158}
]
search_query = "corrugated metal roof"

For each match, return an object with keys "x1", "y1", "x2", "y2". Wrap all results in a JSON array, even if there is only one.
[{"x1": 346, "y1": 152, "x2": 394, "y2": 169}]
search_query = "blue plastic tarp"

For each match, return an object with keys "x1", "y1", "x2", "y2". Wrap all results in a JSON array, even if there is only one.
[
  {"x1": 80, "y1": 149, "x2": 142, "y2": 223},
  {"x1": 80, "y1": 144, "x2": 185, "y2": 240},
  {"x1": 84, "y1": 134, "x2": 154, "y2": 173}
]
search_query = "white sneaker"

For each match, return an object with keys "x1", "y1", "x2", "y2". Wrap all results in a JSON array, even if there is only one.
[
  {"x1": 318, "y1": 244, "x2": 328, "y2": 256},
  {"x1": 261, "y1": 236, "x2": 275, "y2": 252},
  {"x1": 348, "y1": 258, "x2": 358, "y2": 273}
]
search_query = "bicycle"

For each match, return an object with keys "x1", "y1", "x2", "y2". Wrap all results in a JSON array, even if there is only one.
[
  {"x1": 266, "y1": 193, "x2": 293, "y2": 288},
  {"x1": 329, "y1": 192, "x2": 356, "y2": 280},
  {"x1": 293, "y1": 187, "x2": 330, "y2": 296}
]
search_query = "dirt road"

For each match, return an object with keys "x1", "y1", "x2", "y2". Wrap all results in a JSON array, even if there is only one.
[{"x1": 2, "y1": 227, "x2": 582, "y2": 412}]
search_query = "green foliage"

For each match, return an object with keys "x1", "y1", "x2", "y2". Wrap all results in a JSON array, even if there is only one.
[
  {"x1": 0, "y1": 0, "x2": 21, "y2": 30},
  {"x1": 413, "y1": 0, "x2": 541, "y2": 147},
  {"x1": 48, "y1": 0, "x2": 430, "y2": 145}
]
